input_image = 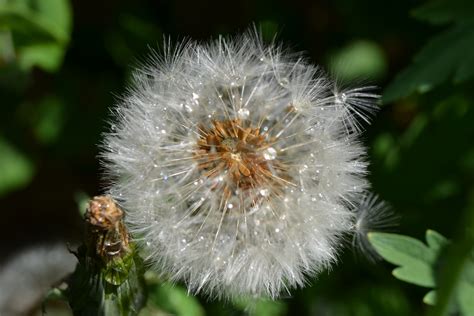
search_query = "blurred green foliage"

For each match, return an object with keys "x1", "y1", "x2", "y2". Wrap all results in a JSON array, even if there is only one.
[
  {"x1": 0, "y1": 135, "x2": 34, "y2": 196},
  {"x1": 0, "y1": 0, "x2": 473, "y2": 315},
  {"x1": 0, "y1": 0, "x2": 72, "y2": 71},
  {"x1": 329, "y1": 40, "x2": 387, "y2": 82},
  {"x1": 384, "y1": 0, "x2": 474, "y2": 102}
]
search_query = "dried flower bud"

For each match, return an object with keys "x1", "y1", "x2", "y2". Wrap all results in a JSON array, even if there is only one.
[
  {"x1": 68, "y1": 196, "x2": 146, "y2": 315},
  {"x1": 85, "y1": 195, "x2": 130, "y2": 261},
  {"x1": 102, "y1": 30, "x2": 379, "y2": 299}
]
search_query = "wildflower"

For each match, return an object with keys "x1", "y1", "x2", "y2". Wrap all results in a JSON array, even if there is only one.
[{"x1": 102, "y1": 30, "x2": 378, "y2": 299}]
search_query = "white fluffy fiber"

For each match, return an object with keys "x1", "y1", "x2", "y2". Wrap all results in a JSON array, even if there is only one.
[
  {"x1": 353, "y1": 193, "x2": 399, "y2": 262},
  {"x1": 102, "y1": 30, "x2": 378, "y2": 299}
]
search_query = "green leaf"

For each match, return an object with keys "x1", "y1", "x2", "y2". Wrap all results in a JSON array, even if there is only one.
[
  {"x1": 423, "y1": 290, "x2": 437, "y2": 305},
  {"x1": 0, "y1": 0, "x2": 72, "y2": 71},
  {"x1": 252, "y1": 300, "x2": 287, "y2": 316},
  {"x1": 34, "y1": 0, "x2": 72, "y2": 37},
  {"x1": 392, "y1": 266, "x2": 435, "y2": 288},
  {"x1": 411, "y1": 0, "x2": 474, "y2": 25},
  {"x1": 426, "y1": 230, "x2": 450, "y2": 253},
  {"x1": 148, "y1": 282, "x2": 204, "y2": 316},
  {"x1": 0, "y1": 6, "x2": 58, "y2": 43},
  {"x1": 458, "y1": 281, "x2": 474, "y2": 316},
  {"x1": 0, "y1": 136, "x2": 34, "y2": 197},
  {"x1": 383, "y1": 21, "x2": 474, "y2": 102},
  {"x1": 233, "y1": 298, "x2": 287, "y2": 316},
  {"x1": 368, "y1": 232, "x2": 437, "y2": 287},
  {"x1": 0, "y1": 0, "x2": 71, "y2": 43},
  {"x1": 17, "y1": 40, "x2": 66, "y2": 72}
]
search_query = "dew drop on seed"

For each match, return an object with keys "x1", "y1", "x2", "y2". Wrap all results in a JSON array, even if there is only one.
[
  {"x1": 263, "y1": 147, "x2": 277, "y2": 160},
  {"x1": 336, "y1": 92, "x2": 347, "y2": 105},
  {"x1": 237, "y1": 108, "x2": 250, "y2": 119}
]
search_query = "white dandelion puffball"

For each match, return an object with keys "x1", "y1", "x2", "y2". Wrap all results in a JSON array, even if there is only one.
[{"x1": 102, "y1": 31, "x2": 378, "y2": 299}]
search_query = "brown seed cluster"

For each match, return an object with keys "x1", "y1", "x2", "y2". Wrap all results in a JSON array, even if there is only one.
[{"x1": 194, "y1": 119, "x2": 289, "y2": 204}]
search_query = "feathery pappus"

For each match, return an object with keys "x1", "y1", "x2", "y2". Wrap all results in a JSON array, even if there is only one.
[{"x1": 102, "y1": 29, "x2": 380, "y2": 299}]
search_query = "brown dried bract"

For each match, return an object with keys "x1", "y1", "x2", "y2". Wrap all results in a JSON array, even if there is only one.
[{"x1": 85, "y1": 196, "x2": 130, "y2": 261}]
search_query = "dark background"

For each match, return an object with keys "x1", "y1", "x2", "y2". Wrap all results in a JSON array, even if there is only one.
[{"x1": 1, "y1": 0, "x2": 473, "y2": 315}]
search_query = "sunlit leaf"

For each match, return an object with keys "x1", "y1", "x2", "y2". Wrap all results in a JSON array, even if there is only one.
[
  {"x1": 423, "y1": 290, "x2": 437, "y2": 305},
  {"x1": 426, "y1": 229, "x2": 449, "y2": 253},
  {"x1": 368, "y1": 232, "x2": 437, "y2": 287}
]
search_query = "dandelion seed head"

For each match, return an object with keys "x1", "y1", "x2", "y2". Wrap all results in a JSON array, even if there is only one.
[{"x1": 102, "y1": 30, "x2": 379, "y2": 299}]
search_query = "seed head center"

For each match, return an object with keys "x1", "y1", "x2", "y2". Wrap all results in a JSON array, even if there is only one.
[{"x1": 195, "y1": 119, "x2": 282, "y2": 191}]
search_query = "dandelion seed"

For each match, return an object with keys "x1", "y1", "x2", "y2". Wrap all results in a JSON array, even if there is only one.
[
  {"x1": 102, "y1": 29, "x2": 379, "y2": 299},
  {"x1": 352, "y1": 193, "x2": 399, "y2": 262}
]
